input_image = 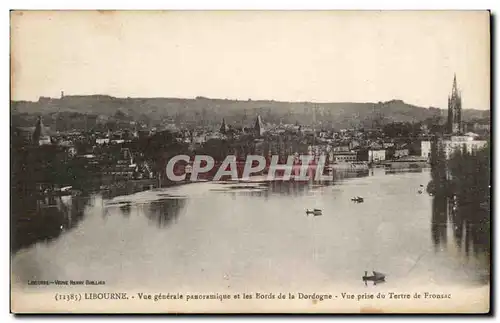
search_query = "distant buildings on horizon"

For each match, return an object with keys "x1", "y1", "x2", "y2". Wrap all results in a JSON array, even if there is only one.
[
  {"x1": 420, "y1": 75, "x2": 488, "y2": 160},
  {"x1": 18, "y1": 74, "x2": 490, "y2": 165}
]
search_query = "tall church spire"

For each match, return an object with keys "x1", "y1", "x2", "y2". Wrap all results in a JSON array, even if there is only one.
[
  {"x1": 254, "y1": 115, "x2": 264, "y2": 137},
  {"x1": 32, "y1": 116, "x2": 51, "y2": 146},
  {"x1": 447, "y1": 74, "x2": 462, "y2": 135},
  {"x1": 452, "y1": 73, "x2": 458, "y2": 96},
  {"x1": 219, "y1": 118, "x2": 229, "y2": 134},
  {"x1": 32, "y1": 116, "x2": 42, "y2": 145}
]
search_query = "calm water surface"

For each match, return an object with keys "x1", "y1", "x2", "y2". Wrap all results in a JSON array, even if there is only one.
[{"x1": 11, "y1": 169, "x2": 489, "y2": 292}]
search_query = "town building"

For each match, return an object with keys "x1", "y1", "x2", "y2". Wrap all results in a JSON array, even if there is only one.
[
  {"x1": 96, "y1": 138, "x2": 110, "y2": 145},
  {"x1": 332, "y1": 145, "x2": 350, "y2": 153},
  {"x1": 421, "y1": 134, "x2": 488, "y2": 160},
  {"x1": 421, "y1": 140, "x2": 432, "y2": 159},
  {"x1": 349, "y1": 140, "x2": 361, "y2": 150},
  {"x1": 440, "y1": 135, "x2": 488, "y2": 159},
  {"x1": 393, "y1": 144, "x2": 410, "y2": 159},
  {"x1": 368, "y1": 149, "x2": 386, "y2": 163},
  {"x1": 383, "y1": 142, "x2": 395, "y2": 149},
  {"x1": 137, "y1": 130, "x2": 151, "y2": 139},
  {"x1": 330, "y1": 151, "x2": 357, "y2": 163}
]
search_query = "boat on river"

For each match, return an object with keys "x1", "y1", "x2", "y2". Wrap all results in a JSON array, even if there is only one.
[
  {"x1": 351, "y1": 196, "x2": 364, "y2": 203},
  {"x1": 362, "y1": 271, "x2": 386, "y2": 285},
  {"x1": 306, "y1": 209, "x2": 322, "y2": 216}
]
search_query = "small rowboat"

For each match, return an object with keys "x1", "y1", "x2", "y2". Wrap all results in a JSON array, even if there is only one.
[
  {"x1": 306, "y1": 209, "x2": 322, "y2": 216},
  {"x1": 362, "y1": 271, "x2": 386, "y2": 285}
]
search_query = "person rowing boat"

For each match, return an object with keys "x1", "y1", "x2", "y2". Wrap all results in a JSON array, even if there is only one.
[
  {"x1": 306, "y1": 209, "x2": 322, "y2": 216},
  {"x1": 362, "y1": 271, "x2": 386, "y2": 286}
]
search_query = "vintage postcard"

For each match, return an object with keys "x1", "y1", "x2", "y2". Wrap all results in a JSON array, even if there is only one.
[{"x1": 10, "y1": 10, "x2": 491, "y2": 313}]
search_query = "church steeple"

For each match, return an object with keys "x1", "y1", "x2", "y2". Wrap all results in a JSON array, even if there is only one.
[
  {"x1": 254, "y1": 115, "x2": 264, "y2": 137},
  {"x1": 32, "y1": 116, "x2": 43, "y2": 145},
  {"x1": 219, "y1": 118, "x2": 229, "y2": 134},
  {"x1": 452, "y1": 73, "x2": 458, "y2": 96},
  {"x1": 447, "y1": 74, "x2": 462, "y2": 135},
  {"x1": 32, "y1": 116, "x2": 51, "y2": 146}
]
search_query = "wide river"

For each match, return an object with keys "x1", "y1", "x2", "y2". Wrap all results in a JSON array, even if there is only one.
[{"x1": 11, "y1": 168, "x2": 489, "y2": 312}]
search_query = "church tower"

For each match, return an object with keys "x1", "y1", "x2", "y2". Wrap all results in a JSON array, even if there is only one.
[
  {"x1": 254, "y1": 115, "x2": 264, "y2": 137},
  {"x1": 447, "y1": 74, "x2": 462, "y2": 134},
  {"x1": 32, "y1": 116, "x2": 51, "y2": 146},
  {"x1": 219, "y1": 118, "x2": 229, "y2": 134}
]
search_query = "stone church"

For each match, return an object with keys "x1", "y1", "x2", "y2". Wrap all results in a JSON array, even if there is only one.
[{"x1": 447, "y1": 74, "x2": 462, "y2": 135}]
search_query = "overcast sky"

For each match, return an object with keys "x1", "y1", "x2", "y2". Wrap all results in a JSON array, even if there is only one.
[{"x1": 11, "y1": 10, "x2": 490, "y2": 110}]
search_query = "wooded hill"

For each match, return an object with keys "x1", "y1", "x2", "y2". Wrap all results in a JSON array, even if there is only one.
[{"x1": 11, "y1": 95, "x2": 490, "y2": 131}]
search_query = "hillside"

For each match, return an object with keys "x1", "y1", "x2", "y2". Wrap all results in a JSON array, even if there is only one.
[{"x1": 11, "y1": 95, "x2": 490, "y2": 131}]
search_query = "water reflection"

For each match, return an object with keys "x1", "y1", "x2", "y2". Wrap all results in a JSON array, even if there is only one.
[
  {"x1": 120, "y1": 202, "x2": 132, "y2": 217},
  {"x1": 104, "y1": 194, "x2": 187, "y2": 228},
  {"x1": 451, "y1": 196, "x2": 490, "y2": 256},
  {"x1": 267, "y1": 181, "x2": 317, "y2": 196},
  {"x1": 11, "y1": 166, "x2": 491, "y2": 291},
  {"x1": 209, "y1": 180, "x2": 337, "y2": 199},
  {"x1": 143, "y1": 198, "x2": 186, "y2": 228},
  {"x1": 11, "y1": 179, "x2": 187, "y2": 252},
  {"x1": 208, "y1": 172, "x2": 365, "y2": 199},
  {"x1": 385, "y1": 168, "x2": 425, "y2": 175},
  {"x1": 11, "y1": 194, "x2": 92, "y2": 253},
  {"x1": 429, "y1": 142, "x2": 490, "y2": 271},
  {"x1": 430, "y1": 192, "x2": 490, "y2": 283},
  {"x1": 430, "y1": 193, "x2": 448, "y2": 249}
]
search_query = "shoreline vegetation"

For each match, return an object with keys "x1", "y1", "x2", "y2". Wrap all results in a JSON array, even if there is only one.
[{"x1": 427, "y1": 136, "x2": 490, "y2": 260}]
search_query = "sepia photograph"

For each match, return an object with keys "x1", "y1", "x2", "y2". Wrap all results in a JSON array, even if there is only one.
[{"x1": 9, "y1": 10, "x2": 491, "y2": 313}]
